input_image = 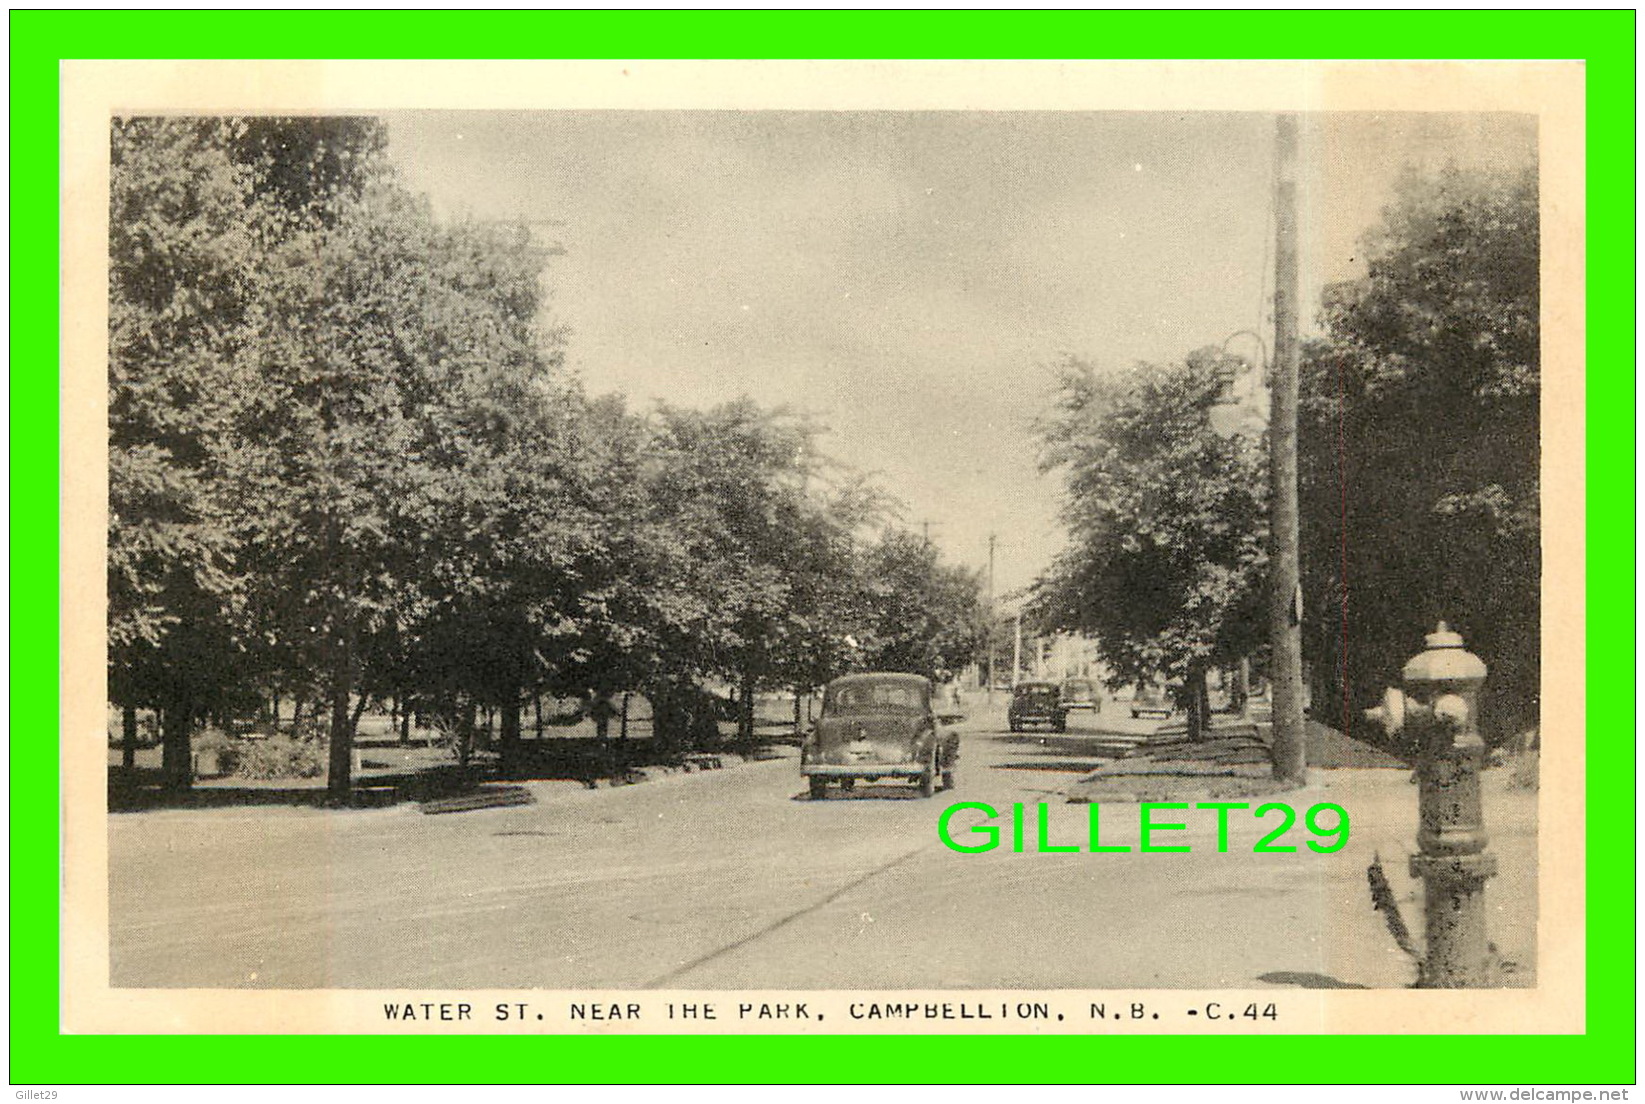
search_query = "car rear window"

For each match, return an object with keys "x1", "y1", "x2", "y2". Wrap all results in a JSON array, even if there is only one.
[{"x1": 827, "y1": 683, "x2": 926, "y2": 714}]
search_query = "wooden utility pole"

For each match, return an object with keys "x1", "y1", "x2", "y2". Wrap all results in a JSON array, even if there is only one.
[
  {"x1": 985, "y1": 534, "x2": 997, "y2": 695},
  {"x1": 1269, "y1": 114, "x2": 1308, "y2": 783},
  {"x1": 1011, "y1": 609, "x2": 1022, "y2": 689}
]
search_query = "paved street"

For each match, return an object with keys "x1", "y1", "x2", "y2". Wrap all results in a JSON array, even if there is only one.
[{"x1": 109, "y1": 704, "x2": 1537, "y2": 990}]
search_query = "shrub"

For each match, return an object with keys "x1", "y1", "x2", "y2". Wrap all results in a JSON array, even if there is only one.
[
  {"x1": 289, "y1": 714, "x2": 332, "y2": 742},
  {"x1": 1497, "y1": 727, "x2": 1539, "y2": 792},
  {"x1": 231, "y1": 733, "x2": 327, "y2": 780},
  {"x1": 1505, "y1": 748, "x2": 1539, "y2": 792},
  {"x1": 191, "y1": 727, "x2": 238, "y2": 776}
]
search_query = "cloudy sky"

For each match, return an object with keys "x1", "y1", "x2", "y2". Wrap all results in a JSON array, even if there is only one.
[{"x1": 384, "y1": 110, "x2": 1534, "y2": 594}]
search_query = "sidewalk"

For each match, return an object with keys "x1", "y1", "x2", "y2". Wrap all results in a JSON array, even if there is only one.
[
  {"x1": 1059, "y1": 713, "x2": 1538, "y2": 989},
  {"x1": 1064, "y1": 715, "x2": 1407, "y2": 801}
]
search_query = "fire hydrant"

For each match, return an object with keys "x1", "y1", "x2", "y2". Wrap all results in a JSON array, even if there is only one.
[{"x1": 1364, "y1": 622, "x2": 1497, "y2": 987}]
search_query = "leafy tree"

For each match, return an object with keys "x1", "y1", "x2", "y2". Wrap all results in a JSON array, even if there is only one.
[
  {"x1": 108, "y1": 115, "x2": 1006, "y2": 798},
  {"x1": 578, "y1": 400, "x2": 986, "y2": 746},
  {"x1": 854, "y1": 530, "x2": 987, "y2": 680},
  {"x1": 408, "y1": 377, "x2": 641, "y2": 773},
  {"x1": 241, "y1": 182, "x2": 566, "y2": 797},
  {"x1": 105, "y1": 120, "x2": 260, "y2": 784},
  {"x1": 630, "y1": 401, "x2": 883, "y2": 746},
  {"x1": 109, "y1": 116, "x2": 392, "y2": 789},
  {"x1": 226, "y1": 117, "x2": 388, "y2": 226},
  {"x1": 1298, "y1": 165, "x2": 1539, "y2": 741},
  {"x1": 1031, "y1": 351, "x2": 1268, "y2": 738}
]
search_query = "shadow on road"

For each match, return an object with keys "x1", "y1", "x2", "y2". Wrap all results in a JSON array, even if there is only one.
[
  {"x1": 1256, "y1": 970, "x2": 1370, "y2": 990},
  {"x1": 107, "y1": 764, "x2": 480, "y2": 813},
  {"x1": 792, "y1": 782, "x2": 937, "y2": 802},
  {"x1": 995, "y1": 759, "x2": 1110, "y2": 774},
  {"x1": 991, "y1": 729, "x2": 1151, "y2": 774},
  {"x1": 108, "y1": 736, "x2": 782, "y2": 812}
]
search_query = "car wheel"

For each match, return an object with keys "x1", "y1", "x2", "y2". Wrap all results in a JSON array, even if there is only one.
[
  {"x1": 809, "y1": 776, "x2": 827, "y2": 800},
  {"x1": 1055, "y1": 717, "x2": 1067, "y2": 733},
  {"x1": 941, "y1": 768, "x2": 955, "y2": 791},
  {"x1": 918, "y1": 753, "x2": 936, "y2": 798}
]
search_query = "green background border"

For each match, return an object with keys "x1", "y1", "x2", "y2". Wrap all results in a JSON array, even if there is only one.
[{"x1": 11, "y1": 10, "x2": 1635, "y2": 1086}]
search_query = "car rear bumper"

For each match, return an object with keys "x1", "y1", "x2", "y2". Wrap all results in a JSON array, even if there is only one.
[{"x1": 802, "y1": 763, "x2": 925, "y2": 778}]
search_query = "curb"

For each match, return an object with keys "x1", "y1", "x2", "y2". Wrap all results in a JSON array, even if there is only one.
[{"x1": 480, "y1": 746, "x2": 798, "y2": 808}]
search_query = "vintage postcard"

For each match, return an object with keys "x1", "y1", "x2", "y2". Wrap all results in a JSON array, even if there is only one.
[{"x1": 62, "y1": 58, "x2": 1584, "y2": 1036}]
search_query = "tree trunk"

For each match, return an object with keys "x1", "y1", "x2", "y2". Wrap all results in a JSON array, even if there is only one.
[
  {"x1": 291, "y1": 696, "x2": 305, "y2": 734},
  {"x1": 1185, "y1": 666, "x2": 1209, "y2": 743},
  {"x1": 656, "y1": 687, "x2": 683, "y2": 755},
  {"x1": 121, "y1": 703, "x2": 138, "y2": 771},
  {"x1": 160, "y1": 686, "x2": 193, "y2": 792},
  {"x1": 534, "y1": 692, "x2": 544, "y2": 739},
  {"x1": 325, "y1": 635, "x2": 354, "y2": 804},
  {"x1": 697, "y1": 692, "x2": 721, "y2": 750},
  {"x1": 647, "y1": 687, "x2": 672, "y2": 754},
  {"x1": 400, "y1": 699, "x2": 412, "y2": 745},
  {"x1": 458, "y1": 698, "x2": 477, "y2": 768},
  {"x1": 793, "y1": 691, "x2": 804, "y2": 741},
  {"x1": 738, "y1": 670, "x2": 756, "y2": 752},
  {"x1": 500, "y1": 690, "x2": 522, "y2": 777},
  {"x1": 349, "y1": 692, "x2": 369, "y2": 738}
]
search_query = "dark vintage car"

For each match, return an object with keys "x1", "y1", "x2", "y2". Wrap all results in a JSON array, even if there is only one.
[
  {"x1": 801, "y1": 673, "x2": 961, "y2": 799},
  {"x1": 1008, "y1": 681, "x2": 1067, "y2": 733},
  {"x1": 1060, "y1": 678, "x2": 1101, "y2": 714}
]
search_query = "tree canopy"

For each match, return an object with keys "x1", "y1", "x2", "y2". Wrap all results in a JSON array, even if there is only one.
[
  {"x1": 1031, "y1": 350, "x2": 1268, "y2": 724},
  {"x1": 1298, "y1": 165, "x2": 1539, "y2": 740},
  {"x1": 108, "y1": 115, "x2": 986, "y2": 794},
  {"x1": 1030, "y1": 162, "x2": 1539, "y2": 746}
]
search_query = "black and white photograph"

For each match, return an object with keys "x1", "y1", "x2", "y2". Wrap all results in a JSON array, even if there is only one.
[{"x1": 66, "y1": 59, "x2": 1584, "y2": 1034}]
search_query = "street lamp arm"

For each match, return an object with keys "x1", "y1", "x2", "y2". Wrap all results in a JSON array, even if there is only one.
[
  {"x1": 1219, "y1": 329, "x2": 1269, "y2": 368},
  {"x1": 1209, "y1": 329, "x2": 1272, "y2": 440}
]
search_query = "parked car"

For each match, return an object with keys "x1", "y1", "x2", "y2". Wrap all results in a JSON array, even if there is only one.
[
  {"x1": 1060, "y1": 678, "x2": 1101, "y2": 714},
  {"x1": 1008, "y1": 681, "x2": 1067, "y2": 733},
  {"x1": 1130, "y1": 683, "x2": 1175, "y2": 719},
  {"x1": 801, "y1": 673, "x2": 961, "y2": 800}
]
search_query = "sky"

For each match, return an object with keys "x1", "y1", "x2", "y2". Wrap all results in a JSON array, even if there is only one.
[{"x1": 383, "y1": 110, "x2": 1535, "y2": 596}]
